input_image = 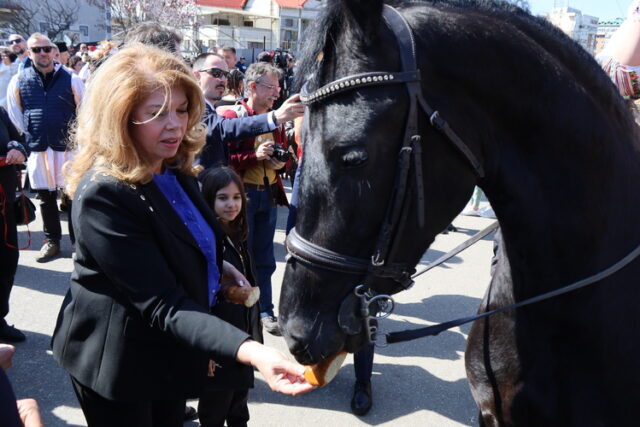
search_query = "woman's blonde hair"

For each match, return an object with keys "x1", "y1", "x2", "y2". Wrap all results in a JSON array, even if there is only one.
[{"x1": 65, "y1": 43, "x2": 205, "y2": 197}]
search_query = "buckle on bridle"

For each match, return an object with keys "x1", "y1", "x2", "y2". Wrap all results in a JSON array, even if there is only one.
[
  {"x1": 354, "y1": 285, "x2": 395, "y2": 347},
  {"x1": 429, "y1": 110, "x2": 446, "y2": 130}
]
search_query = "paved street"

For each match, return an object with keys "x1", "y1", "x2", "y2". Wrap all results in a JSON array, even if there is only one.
[{"x1": 5, "y1": 189, "x2": 497, "y2": 426}]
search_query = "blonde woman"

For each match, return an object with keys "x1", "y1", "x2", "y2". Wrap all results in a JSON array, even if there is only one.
[{"x1": 51, "y1": 45, "x2": 312, "y2": 427}]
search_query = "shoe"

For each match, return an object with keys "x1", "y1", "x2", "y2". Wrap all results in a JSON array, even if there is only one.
[
  {"x1": 183, "y1": 405, "x2": 197, "y2": 421},
  {"x1": 350, "y1": 380, "x2": 372, "y2": 416},
  {"x1": 261, "y1": 315, "x2": 282, "y2": 336},
  {"x1": 462, "y1": 207, "x2": 481, "y2": 216},
  {"x1": 36, "y1": 240, "x2": 60, "y2": 263},
  {"x1": 0, "y1": 321, "x2": 26, "y2": 342}
]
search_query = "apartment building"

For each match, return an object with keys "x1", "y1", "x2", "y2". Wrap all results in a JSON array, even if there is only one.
[
  {"x1": 189, "y1": 0, "x2": 320, "y2": 55},
  {"x1": 543, "y1": 6, "x2": 599, "y2": 53}
]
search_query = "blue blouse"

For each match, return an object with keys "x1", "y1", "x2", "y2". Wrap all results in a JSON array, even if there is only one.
[{"x1": 153, "y1": 169, "x2": 220, "y2": 307}]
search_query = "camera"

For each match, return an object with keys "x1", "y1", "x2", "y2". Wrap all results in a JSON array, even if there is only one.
[{"x1": 271, "y1": 144, "x2": 290, "y2": 162}]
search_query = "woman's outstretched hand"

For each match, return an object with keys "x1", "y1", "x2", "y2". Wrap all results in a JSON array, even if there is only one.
[{"x1": 236, "y1": 340, "x2": 315, "y2": 396}]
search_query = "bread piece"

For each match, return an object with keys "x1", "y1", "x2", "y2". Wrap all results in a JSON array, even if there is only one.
[
  {"x1": 223, "y1": 284, "x2": 260, "y2": 307},
  {"x1": 303, "y1": 351, "x2": 348, "y2": 387}
]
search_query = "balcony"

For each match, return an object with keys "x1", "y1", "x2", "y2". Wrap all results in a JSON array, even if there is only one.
[{"x1": 198, "y1": 24, "x2": 274, "y2": 45}]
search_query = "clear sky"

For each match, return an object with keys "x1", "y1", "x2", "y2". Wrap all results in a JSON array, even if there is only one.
[{"x1": 528, "y1": 0, "x2": 633, "y2": 20}]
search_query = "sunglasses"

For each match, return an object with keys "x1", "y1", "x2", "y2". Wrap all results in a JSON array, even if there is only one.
[
  {"x1": 199, "y1": 68, "x2": 229, "y2": 79},
  {"x1": 31, "y1": 46, "x2": 53, "y2": 54},
  {"x1": 9, "y1": 38, "x2": 24, "y2": 45}
]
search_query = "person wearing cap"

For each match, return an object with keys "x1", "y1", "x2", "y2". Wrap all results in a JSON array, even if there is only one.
[
  {"x1": 54, "y1": 42, "x2": 70, "y2": 67},
  {"x1": 235, "y1": 56, "x2": 247, "y2": 73},
  {"x1": 7, "y1": 33, "x2": 85, "y2": 262}
]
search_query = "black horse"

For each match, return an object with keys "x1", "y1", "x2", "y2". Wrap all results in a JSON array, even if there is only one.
[{"x1": 279, "y1": 0, "x2": 640, "y2": 425}]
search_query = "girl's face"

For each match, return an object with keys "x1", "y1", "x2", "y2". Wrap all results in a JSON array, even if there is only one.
[{"x1": 214, "y1": 182, "x2": 242, "y2": 224}]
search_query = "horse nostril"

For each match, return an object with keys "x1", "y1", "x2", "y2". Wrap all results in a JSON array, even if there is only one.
[{"x1": 284, "y1": 333, "x2": 316, "y2": 365}]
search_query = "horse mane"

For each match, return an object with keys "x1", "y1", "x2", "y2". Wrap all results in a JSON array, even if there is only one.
[
  {"x1": 295, "y1": 0, "x2": 526, "y2": 91},
  {"x1": 296, "y1": 0, "x2": 638, "y2": 144}
]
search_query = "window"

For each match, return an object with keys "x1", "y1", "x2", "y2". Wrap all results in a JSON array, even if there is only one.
[
  {"x1": 282, "y1": 30, "x2": 297, "y2": 41},
  {"x1": 248, "y1": 41, "x2": 263, "y2": 49},
  {"x1": 243, "y1": 21, "x2": 254, "y2": 27},
  {"x1": 214, "y1": 18, "x2": 230, "y2": 26},
  {"x1": 283, "y1": 18, "x2": 297, "y2": 28},
  {"x1": 39, "y1": 22, "x2": 48, "y2": 33},
  {"x1": 79, "y1": 25, "x2": 89, "y2": 37}
]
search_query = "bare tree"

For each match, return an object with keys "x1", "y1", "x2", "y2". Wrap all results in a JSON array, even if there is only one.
[
  {"x1": 7, "y1": 0, "x2": 80, "y2": 40},
  {"x1": 89, "y1": 0, "x2": 198, "y2": 38}
]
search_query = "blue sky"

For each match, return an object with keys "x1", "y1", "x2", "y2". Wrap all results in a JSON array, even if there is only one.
[{"x1": 528, "y1": 0, "x2": 632, "y2": 20}]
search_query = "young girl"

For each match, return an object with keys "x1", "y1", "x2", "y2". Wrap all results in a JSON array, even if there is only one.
[{"x1": 199, "y1": 166, "x2": 263, "y2": 427}]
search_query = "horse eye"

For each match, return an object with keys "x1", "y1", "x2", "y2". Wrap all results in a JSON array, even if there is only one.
[{"x1": 341, "y1": 148, "x2": 369, "y2": 168}]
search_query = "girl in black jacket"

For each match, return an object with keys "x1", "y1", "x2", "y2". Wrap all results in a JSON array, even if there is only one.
[{"x1": 200, "y1": 166, "x2": 263, "y2": 427}]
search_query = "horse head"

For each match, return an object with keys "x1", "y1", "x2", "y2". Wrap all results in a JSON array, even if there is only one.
[
  {"x1": 280, "y1": 0, "x2": 640, "y2": 367},
  {"x1": 279, "y1": 0, "x2": 481, "y2": 364}
]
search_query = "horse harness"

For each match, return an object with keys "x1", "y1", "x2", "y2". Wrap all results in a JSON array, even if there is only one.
[
  {"x1": 286, "y1": 4, "x2": 484, "y2": 344},
  {"x1": 286, "y1": 5, "x2": 640, "y2": 346}
]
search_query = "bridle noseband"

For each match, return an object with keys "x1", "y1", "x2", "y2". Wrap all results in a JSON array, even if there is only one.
[
  {"x1": 286, "y1": 5, "x2": 483, "y2": 343},
  {"x1": 286, "y1": 5, "x2": 640, "y2": 349}
]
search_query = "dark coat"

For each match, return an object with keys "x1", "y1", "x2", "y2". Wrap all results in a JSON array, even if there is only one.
[
  {"x1": 206, "y1": 234, "x2": 263, "y2": 390},
  {"x1": 51, "y1": 169, "x2": 250, "y2": 402},
  {"x1": 198, "y1": 102, "x2": 273, "y2": 171}
]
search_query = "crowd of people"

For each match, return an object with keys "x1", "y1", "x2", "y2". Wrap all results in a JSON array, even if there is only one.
[{"x1": 0, "y1": 20, "x2": 376, "y2": 427}]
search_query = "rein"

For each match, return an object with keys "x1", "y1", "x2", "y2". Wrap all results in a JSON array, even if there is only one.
[
  {"x1": 386, "y1": 234, "x2": 640, "y2": 344},
  {"x1": 286, "y1": 4, "x2": 640, "y2": 348}
]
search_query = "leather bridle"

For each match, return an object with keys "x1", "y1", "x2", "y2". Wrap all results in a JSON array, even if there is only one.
[
  {"x1": 286, "y1": 5, "x2": 484, "y2": 294},
  {"x1": 285, "y1": 4, "x2": 640, "y2": 348}
]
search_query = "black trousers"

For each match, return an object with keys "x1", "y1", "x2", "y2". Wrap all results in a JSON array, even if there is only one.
[
  {"x1": 198, "y1": 388, "x2": 249, "y2": 427},
  {"x1": 0, "y1": 169, "x2": 18, "y2": 321},
  {"x1": 70, "y1": 376, "x2": 185, "y2": 427},
  {"x1": 354, "y1": 344, "x2": 375, "y2": 382},
  {"x1": 36, "y1": 189, "x2": 74, "y2": 243}
]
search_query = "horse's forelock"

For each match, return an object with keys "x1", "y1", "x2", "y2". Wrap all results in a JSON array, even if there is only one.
[{"x1": 294, "y1": 0, "x2": 386, "y2": 93}]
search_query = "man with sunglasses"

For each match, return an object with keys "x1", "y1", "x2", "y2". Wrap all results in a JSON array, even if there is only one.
[
  {"x1": 192, "y1": 52, "x2": 304, "y2": 170},
  {"x1": 7, "y1": 33, "x2": 84, "y2": 262},
  {"x1": 8, "y1": 35, "x2": 29, "y2": 72}
]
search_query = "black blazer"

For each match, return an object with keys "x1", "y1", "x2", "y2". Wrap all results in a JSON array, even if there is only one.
[{"x1": 52, "y1": 169, "x2": 250, "y2": 402}]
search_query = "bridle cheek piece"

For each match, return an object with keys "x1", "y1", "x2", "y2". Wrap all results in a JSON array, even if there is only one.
[{"x1": 286, "y1": 5, "x2": 484, "y2": 345}]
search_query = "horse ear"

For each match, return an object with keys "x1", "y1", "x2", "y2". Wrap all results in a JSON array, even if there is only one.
[{"x1": 340, "y1": 0, "x2": 384, "y2": 37}]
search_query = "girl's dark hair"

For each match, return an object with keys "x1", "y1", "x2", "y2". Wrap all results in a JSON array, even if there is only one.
[
  {"x1": 68, "y1": 55, "x2": 83, "y2": 69},
  {"x1": 227, "y1": 69, "x2": 245, "y2": 98},
  {"x1": 201, "y1": 167, "x2": 248, "y2": 241}
]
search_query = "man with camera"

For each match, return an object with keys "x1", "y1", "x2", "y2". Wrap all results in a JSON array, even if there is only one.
[{"x1": 224, "y1": 62, "x2": 292, "y2": 336}]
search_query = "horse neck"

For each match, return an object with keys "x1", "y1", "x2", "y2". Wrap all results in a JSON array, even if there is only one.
[{"x1": 482, "y1": 126, "x2": 640, "y2": 290}]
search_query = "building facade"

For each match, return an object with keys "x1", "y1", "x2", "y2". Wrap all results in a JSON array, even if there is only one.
[
  {"x1": 1, "y1": 0, "x2": 110, "y2": 45},
  {"x1": 188, "y1": 0, "x2": 320, "y2": 56},
  {"x1": 594, "y1": 18, "x2": 623, "y2": 56},
  {"x1": 543, "y1": 7, "x2": 599, "y2": 53}
]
